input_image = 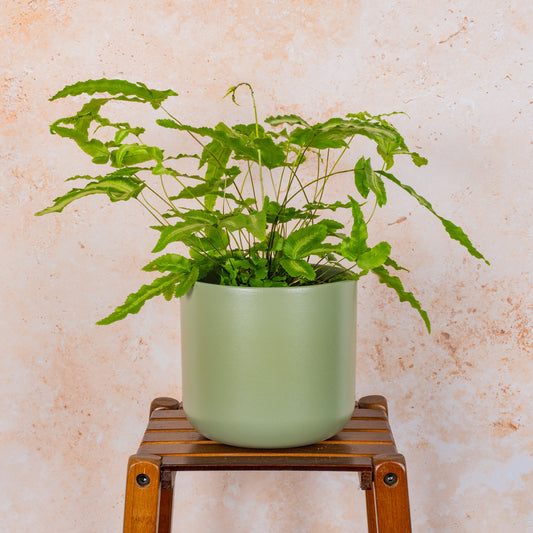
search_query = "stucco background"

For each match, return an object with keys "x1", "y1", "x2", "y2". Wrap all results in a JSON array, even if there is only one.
[{"x1": 1, "y1": 1, "x2": 532, "y2": 531}]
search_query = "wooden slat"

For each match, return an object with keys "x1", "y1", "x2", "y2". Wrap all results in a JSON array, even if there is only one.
[
  {"x1": 136, "y1": 402, "x2": 398, "y2": 472},
  {"x1": 150, "y1": 408, "x2": 386, "y2": 420},
  {"x1": 141, "y1": 430, "x2": 394, "y2": 445},
  {"x1": 160, "y1": 454, "x2": 374, "y2": 471},
  {"x1": 344, "y1": 418, "x2": 389, "y2": 429},
  {"x1": 146, "y1": 419, "x2": 195, "y2": 431},
  {"x1": 146, "y1": 418, "x2": 390, "y2": 433},
  {"x1": 348, "y1": 413, "x2": 387, "y2": 420},
  {"x1": 150, "y1": 410, "x2": 188, "y2": 419},
  {"x1": 142, "y1": 432, "x2": 210, "y2": 443},
  {"x1": 139, "y1": 441, "x2": 396, "y2": 458}
]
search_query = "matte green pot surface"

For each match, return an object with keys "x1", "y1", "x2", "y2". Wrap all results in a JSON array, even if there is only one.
[{"x1": 180, "y1": 280, "x2": 356, "y2": 448}]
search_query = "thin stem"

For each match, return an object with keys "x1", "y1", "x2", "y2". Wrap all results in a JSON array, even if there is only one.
[
  {"x1": 365, "y1": 161, "x2": 387, "y2": 224},
  {"x1": 284, "y1": 169, "x2": 352, "y2": 204},
  {"x1": 280, "y1": 147, "x2": 311, "y2": 207},
  {"x1": 244, "y1": 162, "x2": 258, "y2": 206},
  {"x1": 314, "y1": 149, "x2": 322, "y2": 201},
  {"x1": 159, "y1": 174, "x2": 179, "y2": 214},
  {"x1": 268, "y1": 168, "x2": 277, "y2": 198},
  {"x1": 228, "y1": 83, "x2": 264, "y2": 206},
  {"x1": 315, "y1": 136, "x2": 354, "y2": 205},
  {"x1": 276, "y1": 160, "x2": 287, "y2": 202},
  {"x1": 161, "y1": 105, "x2": 249, "y2": 209},
  {"x1": 186, "y1": 238, "x2": 230, "y2": 272},
  {"x1": 135, "y1": 196, "x2": 168, "y2": 225}
]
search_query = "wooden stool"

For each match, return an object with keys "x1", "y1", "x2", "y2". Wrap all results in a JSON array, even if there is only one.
[{"x1": 123, "y1": 395, "x2": 412, "y2": 533}]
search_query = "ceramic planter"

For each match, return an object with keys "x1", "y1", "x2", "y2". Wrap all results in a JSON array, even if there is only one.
[{"x1": 180, "y1": 278, "x2": 357, "y2": 448}]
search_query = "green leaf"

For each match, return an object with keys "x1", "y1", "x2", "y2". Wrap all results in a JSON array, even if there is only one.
[
  {"x1": 65, "y1": 174, "x2": 97, "y2": 182},
  {"x1": 440, "y1": 219, "x2": 489, "y2": 263},
  {"x1": 156, "y1": 118, "x2": 185, "y2": 130},
  {"x1": 151, "y1": 221, "x2": 209, "y2": 253},
  {"x1": 353, "y1": 157, "x2": 370, "y2": 199},
  {"x1": 151, "y1": 163, "x2": 179, "y2": 177},
  {"x1": 50, "y1": 79, "x2": 177, "y2": 109},
  {"x1": 303, "y1": 242, "x2": 339, "y2": 257},
  {"x1": 279, "y1": 258, "x2": 316, "y2": 280},
  {"x1": 174, "y1": 266, "x2": 199, "y2": 297},
  {"x1": 49, "y1": 124, "x2": 110, "y2": 164},
  {"x1": 220, "y1": 210, "x2": 268, "y2": 241},
  {"x1": 96, "y1": 273, "x2": 182, "y2": 325},
  {"x1": 340, "y1": 198, "x2": 368, "y2": 261},
  {"x1": 289, "y1": 116, "x2": 402, "y2": 150},
  {"x1": 385, "y1": 257, "x2": 409, "y2": 272},
  {"x1": 304, "y1": 200, "x2": 351, "y2": 211},
  {"x1": 158, "y1": 119, "x2": 288, "y2": 169},
  {"x1": 372, "y1": 266, "x2": 431, "y2": 333},
  {"x1": 218, "y1": 212, "x2": 247, "y2": 232},
  {"x1": 354, "y1": 157, "x2": 387, "y2": 206},
  {"x1": 375, "y1": 139, "x2": 396, "y2": 170},
  {"x1": 185, "y1": 225, "x2": 229, "y2": 255},
  {"x1": 260, "y1": 231, "x2": 284, "y2": 252},
  {"x1": 200, "y1": 139, "x2": 232, "y2": 210},
  {"x1": 35, "y1": 178, "x2": 145, "y2": 215},
  {"x1": 265, "y1": 114, "x2": 311, "y2": 128},
  {"x1": 142, "y1": 254, "x2": 191, "y2": 273},
  {"x1": 266, "y1": 201, "x2": 313, "y2": 223},
  {"x1": 217, "y1": 123, "x2": 285, "y2": 168},
  {"x1": 52, "y1": 98, "x2": 109, "y2": 136},
  {"x1": 175, "y1": 176, "x2": 236, "y2": 200},
  {"x1": 289, "y1": 126, "x2": 344, "y2": 149},
  {"x1": 65, "y1": 167, "x2": 146, "y2": 182},
  {"x1": 319, "y1": 219, "x2": 345, "y2": 234},
  {"x1": 410, "y1": 152, "x2": 428, "y2": 167},
  {"x1": 343, "y1": 112, "x2": 429, "y2": 170},
  {"x1": 245, "y1": 210, "x2": 267, "y2": 241},
  {"x1": 283, "y1": 224, "x2": 328, "y2": 259},
  {"x1": 378, "y1": 170, "x2": 489, "y2": 264},
  {"x1": 252, "y1": 136, "x2": 287, "y2": 168},
  {"x1": 289, "y1": 119, "x2": 345, "y2": 149},
  {"x1": 111, "y1": 144, "x2": 163, "y2": 168},
  {"x1": 165, "y1": 153, "x2": 202, "y2": 161},
  {"x1": 114, "y1": 127, "x2": 136, "y2": 144},
  {"x1": 205, "y1": 226, "x2": 230, "y2": 250},
  {"x1": 376, "y1": 141, "x2": 428, "y2": 171},
  {"x1": 176, "y1": 210, "x2": 218, "y2": 225},
  {"x1": 345, "y1": 112, "x2": 409, "y2": 146},
  {"x1": 356, "y1": 241, "x2": 391, "y2": 270}
]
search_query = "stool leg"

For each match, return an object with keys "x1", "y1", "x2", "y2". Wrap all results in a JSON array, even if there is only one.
[
  {"x1": 365, "y1": 484, "x2": 378, "y2": 533},
  {"x1": 158, "y1": 470, "x2": 176, "y2": 533},
  {"x1": 360, "y1": 471, "x2": 378, "y2": 533},
  {"x1": 372, "y1": 454, "x2": 412, "y2": 533},
  {"x1": 123, "y1": 454, "x2": 162, "y2": 533}
]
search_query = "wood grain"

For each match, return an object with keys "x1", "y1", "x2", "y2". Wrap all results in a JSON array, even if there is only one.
[
  {"x1": 123, "y1": 455, "x2": 161, "y2": 533},
  {"x1": 123, "y1": 397, "x2": 413, "y2": 532},
  {"x1": 136, "y1": 405, "x2": 397, "y2": 471}
]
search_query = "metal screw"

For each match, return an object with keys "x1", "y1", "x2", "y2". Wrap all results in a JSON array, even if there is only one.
[
  {"x1": 383, "y1": 472, "x2": 398, "y2": 487},
  {"x1": 136, "y1": 473, "x2": 151, "y2": 488}
]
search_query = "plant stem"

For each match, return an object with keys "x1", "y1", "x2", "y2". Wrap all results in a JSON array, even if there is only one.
[
  {"x1": 243, "y1": 84, "x2": 264, "y2": 207},
  {"x1": 135, "y1": 196, "x2": 168, "y2": 225},
  {"x1": 161, "y1": 105, "x2": 249, "y2": 210}
]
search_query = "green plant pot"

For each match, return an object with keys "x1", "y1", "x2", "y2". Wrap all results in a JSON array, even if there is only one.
[{"x1": 180, "y1": 279, "x2": 357, "y2": 448}]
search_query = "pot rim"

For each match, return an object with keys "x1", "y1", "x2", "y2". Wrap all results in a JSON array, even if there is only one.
[
  {"x1": 193, "y1": 277, "x2": 356, "y2": 294},
  {"x1": 193, "y1": 264, "x2": 356, "y2": 294}
]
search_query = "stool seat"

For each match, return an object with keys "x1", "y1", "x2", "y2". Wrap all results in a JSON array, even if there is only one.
[{"x1": 123, "y1": 395, "x2": 412, "y2": 533}]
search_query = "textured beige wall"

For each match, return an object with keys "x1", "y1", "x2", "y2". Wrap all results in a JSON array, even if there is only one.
[{"x1": 1, "y1": 1, "x2": 532, "y2": 531}]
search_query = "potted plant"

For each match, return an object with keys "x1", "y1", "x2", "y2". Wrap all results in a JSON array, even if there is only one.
[{"x1": 37, "y1": 79, "x2": 488, "y2": 447}]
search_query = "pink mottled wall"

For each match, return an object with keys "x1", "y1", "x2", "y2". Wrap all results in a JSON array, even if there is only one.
[{"x1": 1, "y1": 1, "x2": 532, "y2": 531}]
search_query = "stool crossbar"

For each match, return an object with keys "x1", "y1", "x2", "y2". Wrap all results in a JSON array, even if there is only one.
[{"x1": 123, "y1": 395, "x2": 412, "y2": 532}]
